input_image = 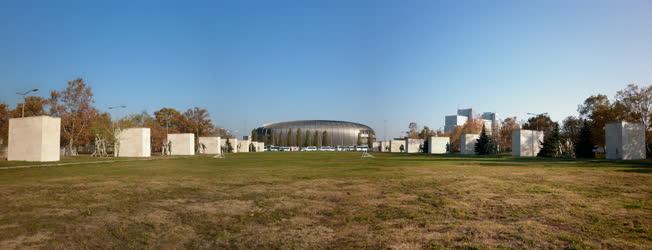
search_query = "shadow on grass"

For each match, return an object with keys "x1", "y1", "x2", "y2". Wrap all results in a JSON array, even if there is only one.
[{"x1": 376, "y1": 153, "x2": 652, "y2": 173}]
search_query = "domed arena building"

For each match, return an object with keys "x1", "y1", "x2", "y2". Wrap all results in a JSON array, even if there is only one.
[{"x1": 252, "y1": 120, "x2": 375, "y2": 147}]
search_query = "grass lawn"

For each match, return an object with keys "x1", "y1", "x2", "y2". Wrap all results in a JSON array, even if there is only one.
[{"x1": 0, "y1": 152, "x2": 650, "y2": 249}]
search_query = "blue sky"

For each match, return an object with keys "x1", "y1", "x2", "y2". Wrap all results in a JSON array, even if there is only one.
[{"x1": 1, "y1": 0, "x2": 650, "y2": 138}]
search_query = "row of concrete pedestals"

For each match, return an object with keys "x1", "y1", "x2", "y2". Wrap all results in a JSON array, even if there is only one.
[
  {"x1": 377, "y1": 121, "x2": 646, "y2": 160},
  {"x1": 4, "y1": 116, "x2": 646, "y2": 162},
  {"x1": 6, "y1": 116, "x2": 264, "y2": 162},
  {"x1": 378, "y1": 137, "x2": 449, "y2": 154}
]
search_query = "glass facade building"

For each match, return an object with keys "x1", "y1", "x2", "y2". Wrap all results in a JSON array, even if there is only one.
[{"x1": 253, "y1": 120, "x2": 375, "y2": 147}]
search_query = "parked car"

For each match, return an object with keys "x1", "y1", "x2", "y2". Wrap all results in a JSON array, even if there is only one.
[
  {"x1": 319, "y1": 146, "x2": 335, "y2": 151},
  {"x1": 356, "y1": 146, "x2": 369, "y2": 152},
  {"x1": 279, "y1": 146, "x2": 291, "y2": 152},
  {"x1": 302, "y1": 146, "x2": 317, "y2": 151}
]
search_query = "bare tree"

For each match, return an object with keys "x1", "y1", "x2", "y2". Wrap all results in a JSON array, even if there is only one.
[
  {"x1": 448, "y1": 119, "x2": 484, "y2": 152},
  {"x1": 497, "y1": 117, "x2": 519, "y2": 152},
  {"x1": 49, "y1": 78, "x2": 98, "y2": 155},
  {"x1": 615, "y1": 83, "x2": 652, "y2": 128},
  {"x1": 182, "y1": 107, "x2": 215, "y2": 148},
  {"x1": 407, "y1": 122, "x2": 419, "y2": 139},
  {"x1": 0, "y1": 103, "x2": 8, "y2": 147}
]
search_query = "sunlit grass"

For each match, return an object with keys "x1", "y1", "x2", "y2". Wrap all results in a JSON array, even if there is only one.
[{"x1": 0, "y1": 152, "x2": 650, "y2": 248}]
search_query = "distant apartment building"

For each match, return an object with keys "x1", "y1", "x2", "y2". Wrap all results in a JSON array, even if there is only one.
[
  {"x1": 444, "y1": 109, "x2": 501, "y2": 134},
  {"x1": 457, "y1": 108, "x2": 478, "y2": 119},
  {"x1": 445, "y1": 115, "x2": 468, "y2": 133},
  {"x1": 481, "y1": 112, "x2": 500, "y2": 135}
]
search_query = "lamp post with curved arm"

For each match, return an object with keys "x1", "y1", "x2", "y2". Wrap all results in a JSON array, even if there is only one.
[
  {"x1": 16, "y1": 88, "x2": 39, "y2": 117},
  {"x1": 108, "y1": 105, "x2": 126, "y2": 157}
]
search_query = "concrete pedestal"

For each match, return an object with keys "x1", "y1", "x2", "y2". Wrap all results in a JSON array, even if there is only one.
[
  {"x1": 380, "y1": 141, "x2": 391, "y2": 152},
  {"x1": 117, "y1": 128, "x2": 151, "y2": 157},
  {"x1": 198, "y1": 137, "x2": 221, "y2": 155},
  {"x1": 372, "y1": 141, "x2": 381, "y2": 152},
  {"x1": 405, "y1": 138, "x2": 424, "y2": 153},
  {"x1": 512, "y1": 129, "x2": 544, "y2": 157},
  {"x1": 390, "y1": 139, "x2": 406, "y2": 153},
  {"x1": 167, "y1": 133, "x2": 195, "y2": 155},
  {"x1": 255, "y1": 142, "x2": 265, "y2": 152},
  {"x1": 461, "y1": 134, "x2": 480, "y2": 155},
  {"x1": 8, "y1": 116, "x2": 61, "y2": 162},
  {"x1": 605, "y1": 121, "x2": 645, "y2": 160},
  {"x1": 238, "y1": 140, "x2": 252, "y2": 153},
  {"x1": 428, "y1": 136, "x2": 449, "y2": 154}
]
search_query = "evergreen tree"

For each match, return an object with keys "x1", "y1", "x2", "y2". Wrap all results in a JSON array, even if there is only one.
[
  {"x1": 251, "y1": 129, "x2": 258, "y2": 142},
  {"x1": 475, "y1": 125, "x2": 497, "y2": 155},
  {"x1": 422, "y1": 138, "x2": 429, "y2": 154},
  {"x1": 249, "y1": 142, "x2": 256, "y2": 152},
  {"x1": 296, "y1": 128, "x2": 303, "y2": 147},
  {"x1": 225, "y1": 138, "x2": 233, "y2": 153},
  {"x1": 322, "y1": 131, "x2": 330, "y2": 146},
  {"x1": 575, "y1": 120, "x2": 596, "y2": 158},
  {"x1": 538, "y1": 125, "x2": 561, "y2": 157}
]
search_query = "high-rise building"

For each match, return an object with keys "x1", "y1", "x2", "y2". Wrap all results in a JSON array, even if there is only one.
[
  {"x1": 444, "y1": 115, "x2": 468, "y2": 133},
  {"x1": 457, "y1": 108, "x2": 478, "y2": 119}
]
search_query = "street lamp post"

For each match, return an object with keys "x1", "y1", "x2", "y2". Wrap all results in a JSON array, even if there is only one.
[
  {"x1": 16, "y1": 88, "x2": 39, "y2": 117},
  {"x1": 108, "y1": 105, "x2": 126, "y2": 157}
]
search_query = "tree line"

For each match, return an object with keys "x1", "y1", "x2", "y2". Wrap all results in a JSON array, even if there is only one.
[{"x1": 0, "y1": 78, "x2": 231, "y2": 154}]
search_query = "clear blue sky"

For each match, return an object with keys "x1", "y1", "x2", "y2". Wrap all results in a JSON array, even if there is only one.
[{"x1": 1, "y1": 0, "x2": 650, "y2": 138}]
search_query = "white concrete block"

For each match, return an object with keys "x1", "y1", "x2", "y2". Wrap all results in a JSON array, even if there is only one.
[
  {"x1": 167, "y1": 133, "x2": 195, "y2": 155},
  {"x1": 390, "y1": 139, "x2": 406, "y2": 153},
  {"x1": 428, "y1": 136, "x2": 449, "y2": 154},
  {"x1": 237, "y1": 140, "x2": 251, "y2": 153},
  {"x1": 460, "y1": 134, "x2": 480, "y2": 155},
  {"x1": 380, "y1": 141, "x2": 391, "y2": 152},
  {"x1": 405, "y1": 138, "x2": 424, "y2": 153},
  {"x1": 198, "y1": 136, "x2": 221, "y2": 155},
  {"x1": 8, "y1": 116, "x2": 61, "y2": 162},
  {"x1": 220, "y1": 138, "x2": 238, "y2": 153},
  {"x1": 605, "y1": 121, "x2": 646, "y2": 160},
  {"x1": 256, "y1": 142, "x2": 265, "y2": 152},
  {"x1": 511, "y1": 129, "x2": 544, "y2": 157},
  {"x1": 372, "y1": 141, "x2": 381, "y2": 151},
  {"x1": 117, "y1": 128, "x2": 151, "y2": 157}
]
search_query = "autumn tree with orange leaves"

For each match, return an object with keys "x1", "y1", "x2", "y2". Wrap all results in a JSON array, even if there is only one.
[
  {"x1": 448, "y1": 118, "x2": 484, "y2": 152},
  {"x1": 48, "y1": 78, "x2": 99, "y2": 155}
]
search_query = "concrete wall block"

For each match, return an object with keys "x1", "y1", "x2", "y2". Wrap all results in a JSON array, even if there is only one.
[
  {"x1": 8, "y1": 116, "x2": 61, "y2": 162},
  {"x1": 198, "y1": 136, "x2": 221, "y2": 155},
  {"x1": 428, "y1": 136, "x2": 449, "y2": 154},
  {"x1": 167, "y1": 133, "x2": 195, "y2": 155},
  {"x1": 117, "y1": 128, "x2": 151, "y2": 157}
]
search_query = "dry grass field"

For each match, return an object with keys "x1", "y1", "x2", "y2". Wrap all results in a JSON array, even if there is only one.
[{"x1": 0, "y1": 152, "x2": 650, "y2": 249}]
